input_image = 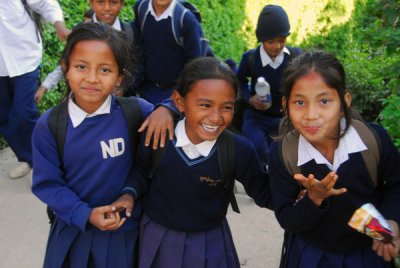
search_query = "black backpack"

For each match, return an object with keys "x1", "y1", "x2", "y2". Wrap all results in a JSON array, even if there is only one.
[
  {"x1": 21, "y1": 0, "x2": 44, "y2": 43},
  {"x1": 149, "y1": 129, "x2": 240, "y2": 213},
  {"x1": 133, "y1": 0, "x2": 214, "y2": 57}
]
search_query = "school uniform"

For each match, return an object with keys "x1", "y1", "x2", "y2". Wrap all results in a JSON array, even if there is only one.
[
  {"x1": 135, "y1": 0, "x2": 204, "y2": 104},
  {"x1": 268, "y1": 122, "x2": 400, "y2": 268},
  {"x1": 236, "y1": 45, "x2": 299, "y2": 168},
  {"x1": 32, "y1": 96, "x2": 154, "y2": 268},
  {"x1": 0, "y1": 0, "x2": 64, "y2": 165},
  {"x1": 132, "y1": 119, "x2": 272, "y2": 268}
]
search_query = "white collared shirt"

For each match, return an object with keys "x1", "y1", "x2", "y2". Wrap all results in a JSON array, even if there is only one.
[
  {"x1": 68, "y1": 96, "x2": 112, "y2": 128},
  {"x1": 0, "y1": 0, "x2": 64, "y2": 77},
  {"x1": 175, "y1": 119, "x2": 216, "y2": 159},
  {"x1": 92, "y1": 14, "x2": 122, "y2": 31},
  {"x1": 148, "y1": 0, "x2": 176, "y2": 21},
  {"x1": 260, "y1": 46, "x2": 290, "y2": 69},
  {"x1": 297, "y1": 121, "x2": 368, "y2": 171}
]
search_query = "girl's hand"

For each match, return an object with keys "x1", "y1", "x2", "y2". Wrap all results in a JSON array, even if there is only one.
[
  {"x1": 111, "y1": 194, "x2": 134, "y2": 218},
  {"x1": 138, "y1": 106, "x2": 175, "y2": 149},
  {"x1": 249, "y1": 95, "x2": 270, "y2": 111},
  {"x1": 35, "y1": 86, "x2": 47, "y2": 103},
  {"x1": 372, "y1": 220, "x2": 400, "y2": 261},
  {"x1": 89, "y1": 206, "x2": 126, "y2": 231},
  {"x1": 294, "y1": 172, "x2": 347, "y2": 206}
]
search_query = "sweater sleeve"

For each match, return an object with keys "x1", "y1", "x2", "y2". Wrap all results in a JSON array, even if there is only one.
[
  {"x1": 182, "y1": 11, "x2": 203, "y2": 61},
  {"x1": 41, "y1": 65, "x2": 62, "y2": 91},
  {"x1": 120, "y1": 97, "x2": 154, "y2": 197},
  {"x1": 372, "y1": 124, "x2": 400, "y2": 225},
  {"x1": 236, "y1": 52, "x2": 252, "y2": 103},
  {"x1": 127, "y1": 130, "x2": 153, "y2": 198},
  {"x1": 268, "y1": 141, "x2": 329, "y2": 233},
  {"x1": 31, "y1": 111, "x2": 92, "y2": 232},
  {"x1": 234, "y1": 135, "x2": 272, "y2": 209}
]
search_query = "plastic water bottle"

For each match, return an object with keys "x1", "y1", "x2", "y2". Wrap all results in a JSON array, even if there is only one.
[{"x1": 255, "y1": 77, "x2": 271, "y2": 107}]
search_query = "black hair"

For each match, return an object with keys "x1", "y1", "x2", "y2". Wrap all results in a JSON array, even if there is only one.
[
  {"x1": 61, "y1": 22, "x2": 134, "y2": 97},
  {"x1": 176, "y1": 57, "x2": 239, "y2": 98},
  {"x1": 280, "y1": 50, "x2": 355, "y2": 139}
]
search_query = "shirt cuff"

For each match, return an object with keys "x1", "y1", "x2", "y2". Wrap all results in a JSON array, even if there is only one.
[{"x1": 121, "y1": 187, "x2": 138, "y2": 199}]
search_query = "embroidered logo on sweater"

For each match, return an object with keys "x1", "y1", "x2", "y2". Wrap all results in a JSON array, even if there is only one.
[
  {"x1": 200, "y1": 176, "x2": 222, "y2": 186},
  {"x1": 100, "y1": 138, "x2": 125, "y2": 159}
]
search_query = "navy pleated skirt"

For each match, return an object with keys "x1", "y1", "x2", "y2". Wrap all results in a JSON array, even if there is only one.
[
  {"x1": 282, "y1": 233, "x2": 394, "y2": 268},
  {"x1": 138, "y1": 214, "x2": 240, "y2": 268},
  {"x1": 43, "y1": 218, "x2": 138, "y2": 268}
]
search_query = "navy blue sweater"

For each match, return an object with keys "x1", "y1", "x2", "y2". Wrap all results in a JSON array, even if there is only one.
[
  {"x1": 137, "y1": 11, "x2": 203, "y2": 84},
  {"x1": 133, "y1": 133, "x2": 272, "y2": 232},
  {"x1": 268, "y1": 123, "x2": 400, "y2": 253},
  {"x1": 237, "y1": 46, "x2": 296, "y2": 117},
  {"x1": 32, "y1": 97, "x2": 153, "y2": 232}
]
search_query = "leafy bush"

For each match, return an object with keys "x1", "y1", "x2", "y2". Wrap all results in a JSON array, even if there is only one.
[{"x1": 379, "y1": 94, "x2": 400, "y2": 148}]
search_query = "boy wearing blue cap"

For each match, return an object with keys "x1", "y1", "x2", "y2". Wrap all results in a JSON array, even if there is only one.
[{"x1": 236, "y1": 5, "x2": 301, "y2": 170}]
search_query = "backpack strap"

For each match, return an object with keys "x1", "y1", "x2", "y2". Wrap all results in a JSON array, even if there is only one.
[
  {"x1": 48, "y1": 101, "x2": 69, "y2": 163},
  {"x1": 217, "y1": 130, "x2": 240, "y2": 213},
  {"x1": 134, "y1": 0, "x2": 151, "y2": 33},
  {"x1": 47, "y1": 100, "x2": 68, "y2": 224},
  {"x1": 279, "y1": 130, "x2": 301, "y2": 177},
  {"x1": 171, "y1": 1, "x2": 188, "y2": 47},
  {"x1": 286, "y1": 46, "x2": 302, "y2": 60},
  {"x1": 121, "y1": 21, "x2": 134, "y2": 45},
  {"x1": 246, "y1": 48, "x2": 257, "y2": 78},
  {"x1": 21, "y1": 0, "x2": 43, "y2": 42},
  {"x1": 351, "y1": 120, "x2": 381, "y2": 187},
  {"x1": 115, "y1": 96, "x2": 143, "y2": 156}
]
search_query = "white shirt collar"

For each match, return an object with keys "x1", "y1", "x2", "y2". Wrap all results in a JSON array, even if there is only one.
[
  {"x1": 298, "y1": 119, "x2": 368, "y2": 171},
  {"x1": 148, "y1": 0, "x2": 176, "y2": 21},
  {"x1": 175, "y1": 119, "x2": 217, "y2": 159},
  {"x1": 92, "y1": 14, "x2": 122, "y2": 31},
  {"x1": 68, "y1": 95, "x2": 112, "y2": 128},
  {"x1": 260, "y1": 46, "x2": 290, "y2": 69}
]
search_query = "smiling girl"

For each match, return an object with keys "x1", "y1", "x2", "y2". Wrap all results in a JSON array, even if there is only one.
[
  {"x1": 268, "y1": 51, "x2": 400, "y2": 268},
  {"x1": 131, "y1": 57, "x2": 272, "y2": 268},
  {"x1": 31, "y1": 23, "x2": 173, "y2": 268}
]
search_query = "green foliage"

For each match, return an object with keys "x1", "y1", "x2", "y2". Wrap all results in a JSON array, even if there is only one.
[{"x1": 379, "y1": 94, "x2": 400, "y2": 148}]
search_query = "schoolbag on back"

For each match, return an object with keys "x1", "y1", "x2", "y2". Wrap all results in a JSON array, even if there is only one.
[
  {"x1": 134, "y1": 0, "x2": 214, "y2": 57},
  {"x1": 46, "y1": 96, "x2": 143, "y2": 223},
  {"x1": 279, "y1": 119, "x2": 382, "y2": 188},
  {"x1": 21, "y1": 0, "x2": 44, "y2": 42}
]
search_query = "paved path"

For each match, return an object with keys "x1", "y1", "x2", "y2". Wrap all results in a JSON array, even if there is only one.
[{"x1": 0, "y1": 147, "x2": 283, "y2": 268}]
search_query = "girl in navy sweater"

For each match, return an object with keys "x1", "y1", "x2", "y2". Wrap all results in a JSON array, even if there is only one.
[
  {"x1": 31, "y1": 23, "x2": 173, "y2": 268},
  {"x1": 268, "y1": 51, "x2": 400, "y2": 268},
  {"x1": 131, "y1": 57, "x2": 272, "y2": 268}
]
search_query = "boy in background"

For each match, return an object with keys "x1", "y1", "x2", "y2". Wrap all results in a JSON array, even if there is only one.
[
  {"x1": 133, "y1": 0, "x2": 206, "y2": 104},
  {"x1": 236, "y1": 5, "x2": 301, "y2": 170}
]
